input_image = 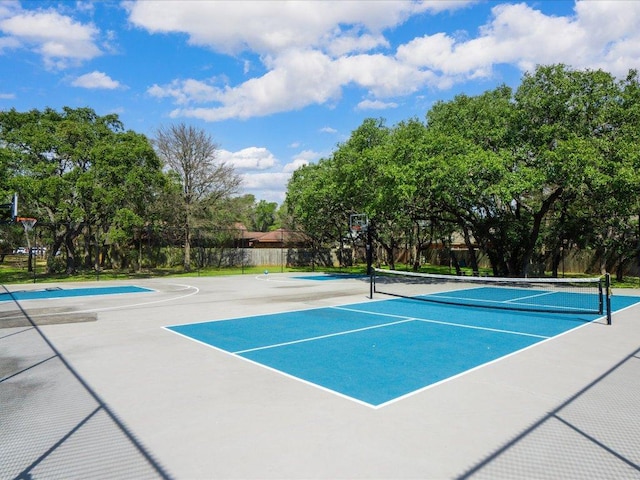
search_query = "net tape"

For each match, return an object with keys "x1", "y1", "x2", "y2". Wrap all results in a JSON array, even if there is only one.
[{"x1": 375, "y1": 269, "x2": 602, "y2": 284}]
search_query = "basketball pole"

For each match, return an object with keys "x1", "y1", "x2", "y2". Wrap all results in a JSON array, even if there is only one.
[
  {"x1": 367, "y1": 220, "x2": 373, "y2": 299},
  {"x1": 605, "y1": 273, "x2": 612, "y2": 325}
]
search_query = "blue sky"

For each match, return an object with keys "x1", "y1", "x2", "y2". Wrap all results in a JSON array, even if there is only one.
[{"x1": 1, "y1": 1, "x2": 639, "y2": 204}]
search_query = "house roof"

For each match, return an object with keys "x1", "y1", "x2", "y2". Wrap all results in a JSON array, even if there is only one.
[
  {"x1": 252, "y1": 228, "x2": 309, "y2": 244},
  {"x1": 233, "y1": 226, "x2": 310, "y2": 245}
]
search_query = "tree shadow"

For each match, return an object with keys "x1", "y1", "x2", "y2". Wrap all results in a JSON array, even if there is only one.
[
  {"x1": 457, "y1": 347, "x2": 640, "y2": 479},
  {"x1": 0, "y1": 286, "x2": 172, "y2": 480}
]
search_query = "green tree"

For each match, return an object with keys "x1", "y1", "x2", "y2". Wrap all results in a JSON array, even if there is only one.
[
  {"x1": 284, "y1": 65, "x2": 640, "y2": 278},
  {"x1": 512, "y1": 65, "x2": 639, "y2": 277},
  {"x1": 221, "y1": 194, "x2": 256, "y2": 229},
  {"x1": 329, "y1": 118, "x2": 393, "y2": 266},
  {"x1": 426, "y1": 86, "x2": 516, "y2": 275},
  {"x1": 286, "y1": 160, "x2": 346, "y2": 265},
  {"x1": 0, "y1": 107, "x2": 164, "y2": 273},
  {"x1": 423, "y1": 65, "x2": 640, "y2": 277},
  {"x1": 252, "y1": 200, "x2": 278, "y2": 232},
  {"x1": 93, "y1": 129, "x2": 166, "y2": 270},
  {"x1": 578, "y1": 69, "x2": 640, "y2": 279}
]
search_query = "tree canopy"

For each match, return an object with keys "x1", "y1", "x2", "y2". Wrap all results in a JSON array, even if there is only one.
[
  {"x1": 285, "y1": 64, "x2": 640, "y2": 278},
  {"x1": 1, "y1": 65, "x2": 638, "y2": 279},
  {"x1": 0, "y1": 109, "x2": 255, "y2": 274}
]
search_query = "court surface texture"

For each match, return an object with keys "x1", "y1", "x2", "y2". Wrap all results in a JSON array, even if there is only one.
[{"x1": 2, "y1": 273, "x2": 640, "y2": 479}]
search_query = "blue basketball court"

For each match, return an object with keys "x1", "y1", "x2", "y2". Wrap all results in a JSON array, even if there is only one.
[
  {"x1": 165, "y1": 289, "x2": 640, "y2": 407},
  {"x1": 0, "y1": 285, "x2": 153, "y2": 302}
]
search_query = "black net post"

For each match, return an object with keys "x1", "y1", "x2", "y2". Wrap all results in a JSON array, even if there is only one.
[
  {"x1": 366, "y1": 221, "x2": 374, "y2": 298},
  {"x1": 605, "y1": 273, "x2": 612, "y2": 325},
  {"x1": 370, "y1": 266, "x2": 377, "y2": 300}
]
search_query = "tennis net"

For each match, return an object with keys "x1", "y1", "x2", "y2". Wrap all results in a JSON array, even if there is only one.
[{"x1": 372, "y1": 268, "x2": 610, "y2": 321}]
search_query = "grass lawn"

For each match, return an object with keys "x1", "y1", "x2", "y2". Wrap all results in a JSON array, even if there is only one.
[{"x1": 1, "y1": 254, "x2": 638, "y2": 289}]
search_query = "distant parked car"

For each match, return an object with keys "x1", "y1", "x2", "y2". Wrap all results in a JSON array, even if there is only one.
[{"x1": 14, "y1": 247, "x2": 27, "y2": 254}]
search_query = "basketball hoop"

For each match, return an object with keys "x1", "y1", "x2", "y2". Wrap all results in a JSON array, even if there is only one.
[
  {"x1": 349, "y1": 213, "x2": 368, "y2": 234},
  {"x1": 16, "y1": 217, "x2": 37, "y2": 232}
]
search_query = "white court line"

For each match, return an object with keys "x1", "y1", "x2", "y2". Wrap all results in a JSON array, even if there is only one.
[
  {"x1": 164, "y1": 326, "x2": 378, "y2": 408},
  {"x1": 254, "y1": 274, "x2": 304, "y2": 283},
  {"x1": 1, "y1": 284, "x2": 199, "y2": 320},
  {"x1": 234, "y1": 304, "x2": 551, "y2": 355},
  {"x1": 420, "y1": 292, "x2": 591, "y2": 313},
  {"x1": 165, "y1": 297, "x2": 604, "y2": 409},
  {"x1": 233, "y1": 318, "x2": 417, "y2": 354},
  {"x1": 332, "y1": 305, "x2": 551, "y2": 340},
  {"x1": 505, "y1": 290, "x2": 556, "y2": 302}
]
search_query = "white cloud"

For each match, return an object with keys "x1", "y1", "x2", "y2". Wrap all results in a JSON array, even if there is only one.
[
  {"x1": 74, "y1": 1, "x2": 95, "y2": 14},
  {"x1": 148, "y1": 78, "x2": 221, "y2": 105},
  {"x1": 242, "y1": 171, "x2": 290, "y2": 189},
  {"x1": 241, "y1": 160, "x2": 323, "y2": 202},
  {"x1": 218, "y1": 147, "x2": 277, "y2": 171},
  {"x1": 125, "y1": 1, "x2": 469, "y2": 56},
  {"x1": 216, "y1": 145, "x2": 286, "y2": 201},
  {"x1": 336, "y1": 53, "x2": 434, "y2": 97},
  {"x1": 285, "y1": 149, "x2": 321, "y2": 172},
  {"x1": 170, "y1": 49, "x2": 344, "y2": 121},
  {"x1": 241, "y1": 171, "x2": 291, "y2": 203},
  {"x1": 397, "y1": 1, "x2": 640, "y2": 84},
  {"x1": 574, "y1": 0, "x2": 639, "y2": 45},
  {"x1": 320, "y1": 126, "x2": 337, "y2": 134},
  {"x1": 0, "y1": 92, "x2": 15, "y2": 99},
  {"x1": 0, "y1": 9, "x2": 101, "y2": 69},
  {"x1": 572, "y1": 1, "x2": 640, "y2": 75},
  {"x1": 283, "y1": 159, "x2": 309, "y2": 173},
  {"x1": 327, "y1": 32, "x2": 389, "y2": 57},
  {"x1": 72, "y1": 71, "x2": 122, "y2": 89},
  {"x1": 136, "y1": 0, "x2": 640, "y2": 122},
  {"x1": 357, "y1": 99, "x2": 398, "y2": 110},
  {"x1": 0, "y1": 1, "x2": 21, "y2": 20},
  {"x1": 219, "y1": 146, "x2": 323, "y2": 202},
  {"x1": 477, "y1": 3, "x2": 589, "y2": 71},
  {"x1": 0, "y1": 35, "x2": 20, "y2": 52},
  {"x1": 167, "y1": 48, "x2": 435, "y2": 122},
  {"x1": 131, "y1": 1, "x2": 467, "y2": 121}
]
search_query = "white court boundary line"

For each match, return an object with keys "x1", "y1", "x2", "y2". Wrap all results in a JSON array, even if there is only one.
[
  {"x1": 234, "y1": 317, "x2": 417, "y2": 354},
  {"x1": 332, "y1": 305, "x2": 551, "y2": 340},
  {"x1": 1, "y1": 284, "x2": 199, "y2": 320},
  {"x1": 413, "y1": 290, "x2": 598, "y2": 313},
  {"x1": 164, "y1": 301, "x2": 588, "y2": 409},
  {"x1": 164, "y1": 327, "x2": 378, "y2": 408}
]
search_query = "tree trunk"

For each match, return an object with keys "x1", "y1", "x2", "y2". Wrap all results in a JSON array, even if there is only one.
[
  {"x1": 65, "y1": 235, "x2": 76, "y2": 274},
  {"x1": 184, "y1": 221, "x2": 191, "y2": 271}
]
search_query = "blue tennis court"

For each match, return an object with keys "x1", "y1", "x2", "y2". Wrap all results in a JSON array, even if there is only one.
[
  {"x1": 0, "y1": 285, "x2": 153, "y2": 302},
  {"x1": 166, "y1": 290, "x2": 640, "y2": 407}
]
